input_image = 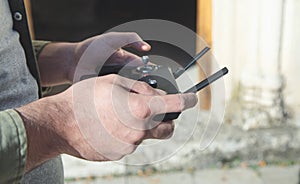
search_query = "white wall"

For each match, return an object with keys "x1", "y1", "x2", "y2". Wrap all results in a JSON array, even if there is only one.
[
  {"x1": 212, "y1": 0, "x2": 300, "y2": 109},
  {"x1": 281, "y1": 0, "x2": 300, "y2": 109}
]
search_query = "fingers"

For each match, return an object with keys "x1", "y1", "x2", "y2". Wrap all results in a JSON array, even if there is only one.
[
  {"x1": 107, "y1": 49, "x2": 143, "y2": 66},
  {"x1": 100, "y1": 75, "x2": 197, "y2": 146},
  {"x1": 103, "y1": 32, "x2": 150, "y2": 51},
  {"x1": 110, "y1": 75, "x2": 197, "y2": 113},
  {"x1": 124, "y1": 41, "x2": 151, "y2": 52},
  {"x1": 111, "y1": 75, "x2": 162, "y2": 96},
  {"x1": 146, "y1": 93, "x2": 198, "y2": 115},
  {"x1": 109, "y1": 75, "x2": 198, "y2": 114},
  {"x1": 144, "y1": 121, "x2": 175, "y2": 139},
  {"x1": 107, "y1": 49, "x2": 157, "y2": 68},
  {"x1": 155, "y1": 89, "x2": 167, "y2": 95}
]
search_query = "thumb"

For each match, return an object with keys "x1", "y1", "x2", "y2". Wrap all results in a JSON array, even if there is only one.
[{"x1": 102, "y1": 32, "x2": 149, "y2": 51}]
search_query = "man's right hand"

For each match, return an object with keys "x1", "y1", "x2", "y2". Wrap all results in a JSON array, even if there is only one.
[{"x1": 16, "y1": 74, "x2": 198, "y2": 172}]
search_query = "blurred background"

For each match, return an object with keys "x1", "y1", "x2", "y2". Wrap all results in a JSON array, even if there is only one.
[{"x1": 25, "y1": 0, "x2": 300, "y2": 183}]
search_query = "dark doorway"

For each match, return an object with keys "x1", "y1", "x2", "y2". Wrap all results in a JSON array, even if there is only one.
[
  {"x1": 31, "y1": 0, "x2": 197, "y2": 67},
  {"x1": 31, "y1": 0, "x2": 196, "y2": 41},
  {"x1": 31, "y1": 0, "x2": 199, "y2": 95}
]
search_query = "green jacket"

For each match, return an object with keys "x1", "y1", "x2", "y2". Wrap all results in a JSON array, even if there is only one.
[
  {"x1": 0, "y1": 0, "x2": 50, "y2": 182},
  {"x1": 0, "y1": 110, "x2": 27, "y2": 183},
  {"x1": 0, "y1": 40, "x2": 49, "y2": 184}
]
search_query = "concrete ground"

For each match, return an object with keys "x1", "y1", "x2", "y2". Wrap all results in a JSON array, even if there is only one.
[{"x1": 64, "y1": 165, "x2": 299, "y2": 184}]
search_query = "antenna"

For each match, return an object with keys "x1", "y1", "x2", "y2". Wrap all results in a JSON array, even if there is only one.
[
  {"x1": 173, "y1": 47, "x2": 210, "y2": 79},
  {"x1": 184, "y1": 67, "x2": 228, "y2": 93}
]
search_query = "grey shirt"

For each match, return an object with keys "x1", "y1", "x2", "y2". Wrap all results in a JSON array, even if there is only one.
[
  {"x1": 0, "y1": 0, "x2": 63, "y2": 183},
  {"x1": 0, "y1": 0, "x2": 38, "y2": 110}
]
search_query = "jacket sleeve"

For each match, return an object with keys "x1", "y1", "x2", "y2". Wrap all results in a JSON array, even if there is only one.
[
  {"x1": 0, "y1": 109, "x2": 27, "y2": 184},
  {"x1": 32, "y1": 40, "x2": 53, "y2": 96},
  {"x1": 32, "y1": 40, "x2": 50, "y2": 59}
]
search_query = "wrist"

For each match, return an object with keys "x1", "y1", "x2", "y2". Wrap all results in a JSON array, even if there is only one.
[
  {"x1": 15, "y1": 96, "x2": 71, "y2": 171},
  {"x1": 38, "y1": 42, "x2": 77, "y2": 86}
]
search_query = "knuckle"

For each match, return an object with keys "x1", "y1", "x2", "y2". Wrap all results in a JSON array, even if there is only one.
[
  {"x1": 107, "y1": 74, "x2": 120, "y2": 82},
  {"x1": 111, "y1": 152, "x2": 126, "y2": 161},
  {"x1": 105, "y1": 32, "x2": 117, "y2": 37},
  {"x1": 164, "y1": 130, "x2": 174, "y2": 139},
  {"x1": 174, "y1": 94, "x2": 185, "y2": 112},
  {"x1": 108, "y1": 73, "x2": 118, "y2": 79},
  {"x1": 127, "y1": 32, "x2": 141, "y2": 42},
  {"x1": 108, "y1": 31, "x2": 117, "y2": 35},
  {"x1": 157, "y1": 123, "x2": 175, "y2": 139},
  {"x1": 180, "y1": 95, "x2": 187, "y2": 111},
  {"x1": 128, "y1": 32, "x2": 139, "y2": 38},
  {"x1": 125, "y1": 145, "x2": 137, "y2": 155},
  {"x1": 139, "y1": 82, "x2": 154, "y2": 92},
  {"x1": 135, "y1": 104, "x2": 151, "y2": 119},
  {"x1": 164, "y1": 123, "x2": 175, "y2": 139},
  {"x1": 129, "y1": 131, "x2": 145, "y2": 143},
  {"x1": 156, "y1": 89, "x2": 167, "y2": 95}
]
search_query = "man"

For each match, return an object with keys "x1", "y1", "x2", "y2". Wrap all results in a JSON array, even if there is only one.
[{"x1": 0, "y1": 0, "x2": 198, "y2": 183}]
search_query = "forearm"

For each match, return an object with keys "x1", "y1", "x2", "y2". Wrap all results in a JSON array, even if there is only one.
[
  {"x1": 37, "y1": 42, "x2": 76, "y2": 86},
  {"x1": 15, "y1": 95, "x2": 71, "y2": 172}
]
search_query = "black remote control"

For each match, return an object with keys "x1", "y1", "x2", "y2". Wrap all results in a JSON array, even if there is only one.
[{"x1": 99, "y1": 47, "x2": 228, "y2": 121}]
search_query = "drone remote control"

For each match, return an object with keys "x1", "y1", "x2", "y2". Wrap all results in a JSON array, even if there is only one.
[{"x1": 99, "y1": 47, "x2": 228, "y2": 121}]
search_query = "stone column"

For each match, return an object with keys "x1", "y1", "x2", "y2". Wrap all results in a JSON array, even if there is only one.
[{"x1": 240, "y1": 0, "x2": 286, "y2": 130}]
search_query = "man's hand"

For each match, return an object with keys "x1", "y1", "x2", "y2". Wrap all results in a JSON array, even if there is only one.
[
  {"x1": 38, "y1": 32, "x2": 150, "y2": 86},
  {"x1": 16, "y1": 74, "x2": 198, "y2": 172}
]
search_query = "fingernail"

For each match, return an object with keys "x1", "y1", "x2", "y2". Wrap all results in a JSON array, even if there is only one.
[
  {"x1": 185, "y1": 93, "x2": 198, "y2": 107},
  {"x1": 142, "y1": 45, "x2": 149, "y2": 50}
]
